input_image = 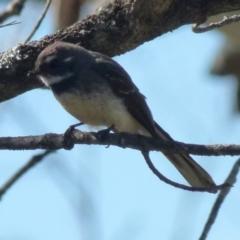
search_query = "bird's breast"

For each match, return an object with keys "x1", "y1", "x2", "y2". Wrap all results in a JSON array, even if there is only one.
[{"x1": 54, "y1": 89, "x2": 150, "y2": 136}]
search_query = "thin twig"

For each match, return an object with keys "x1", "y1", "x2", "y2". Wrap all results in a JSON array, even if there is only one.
[
  {"x1": 199, "y1": 158, "x2": 240, "y2": 240},
  {"x1": 0, "y1": 0, "x2": 26, "y2": 23},
  {"x1": 24, "y1": 0, "x2": 52, "y2": 44},
  {"x1": 0, "y1": 150, "x2": 53, "y2": 199},
  {"x1": 142, "y1": 151, "x2": 230, "y2": 193},
  {"x1": 0, "y1": 20, "x2": 20, "y2": 28},
  {"x1": 192, "y1": 14, "x2": 240, "y2": 33}
]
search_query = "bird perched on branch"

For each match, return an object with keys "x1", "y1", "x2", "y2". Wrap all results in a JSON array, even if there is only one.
[{"x1": 33, "y1": 42, "x2": 217, "y2": 193}]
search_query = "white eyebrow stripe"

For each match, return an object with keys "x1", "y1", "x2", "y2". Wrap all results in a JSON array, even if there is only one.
[
  {"x1": 63, "y1": 57, "x2": 73, "y2": 62},
  {"x1": 45, "y1": 55, "x2": 57, "y2": 63}
]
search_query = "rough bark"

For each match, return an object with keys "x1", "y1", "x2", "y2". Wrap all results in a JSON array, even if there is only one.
[
  {"x1": 0, "y1": 0, "x2": 240, "y2": 102},
  {"x1": 1, "y1": 130, "x2": 240, "y2": 157}
]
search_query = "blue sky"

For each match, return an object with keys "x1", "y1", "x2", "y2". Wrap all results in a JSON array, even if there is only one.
[{"x1": 0, "y1": 1, "x2": 240, "y2": 240}]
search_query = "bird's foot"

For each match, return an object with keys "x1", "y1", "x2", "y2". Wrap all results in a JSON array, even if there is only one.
[
  {"x1": 63, "y1": 122, "x2": 84, "y2": 150},
  {"x1": 96, "y1": 125, "x2": 114, "y2": 142}
]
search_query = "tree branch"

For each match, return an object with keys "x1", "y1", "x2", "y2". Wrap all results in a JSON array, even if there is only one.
[
  {"x1": 1, "y1": 130, "x2": 240, "y2": 156},
  {"x1": 192, "y1": 13, "x2": 240, "y2": 33},
  {"x1": 199, "y1": 158, "x2": 240, "y2": 240},
  {"x1": 24, "y1": 0, "x2": 52, "y2": 44},
  {"x1": 1, "y1": 0, "x2": 240, "y2": 103},
  {"x1": 0, "y1": 0, "x2": 26, "y2": 23},
  {"x1": 142, "y1": 151, "x2": 230, "y2": 193},
  {"x1": 0, "y1": 20, "x2": 20, "y2": 28},
  {"x1": 0, "y1": 150, "x2": 53, "y2": 199}
]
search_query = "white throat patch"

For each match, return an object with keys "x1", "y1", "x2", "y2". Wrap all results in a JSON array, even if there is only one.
[{"x1": 39, "y1": 72, "x2": 74, "y2": 87}]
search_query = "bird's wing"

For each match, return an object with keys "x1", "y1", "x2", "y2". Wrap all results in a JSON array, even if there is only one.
[
  {"x1": 91, "y1": 53, "x2": 216, "y2": 191},
  {"x1": 91, "y1": 53, "x2": 158, "y2": 137}
]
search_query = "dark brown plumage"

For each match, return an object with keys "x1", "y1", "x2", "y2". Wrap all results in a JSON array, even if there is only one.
[{"x1": 34, "y1": 42, "x2": 217, "y2": 192}]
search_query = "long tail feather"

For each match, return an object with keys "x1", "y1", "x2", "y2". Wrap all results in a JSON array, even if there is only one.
[{"x1": 154, "y1": 122, "x2": 216, "y2": 193}]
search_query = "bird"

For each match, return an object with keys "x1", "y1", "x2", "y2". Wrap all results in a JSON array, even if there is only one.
[{"x1": 33, "y1": 41, "x2": 216, "y2": 192}]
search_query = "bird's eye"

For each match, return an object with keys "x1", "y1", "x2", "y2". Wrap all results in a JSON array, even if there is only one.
[
  {"x1": 42, "y1": 55, "x2": 59, "y2": 72},
  {"x1": 49, "y1": 59, "x2": 59, "y2": 69},
  {"x1": 42, "y1": 55, "x2": 75, "y2": 76}
]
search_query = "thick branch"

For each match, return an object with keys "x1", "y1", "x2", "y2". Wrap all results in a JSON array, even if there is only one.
[
  {"x1": 1, "y1": 130, "x2": 240, "y2": 156},
  {"x1": 0, "y1": 0, "x2": 240, "y2": 102}
]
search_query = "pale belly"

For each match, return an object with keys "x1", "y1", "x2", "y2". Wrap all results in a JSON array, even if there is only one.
[{"x1": 55, "y1": 91, "x2": 151, "y2": 136}]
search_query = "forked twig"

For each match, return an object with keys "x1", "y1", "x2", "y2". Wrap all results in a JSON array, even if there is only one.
[{"x1": 0, "y1": 20, "x2": 20, "y2": 28}]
